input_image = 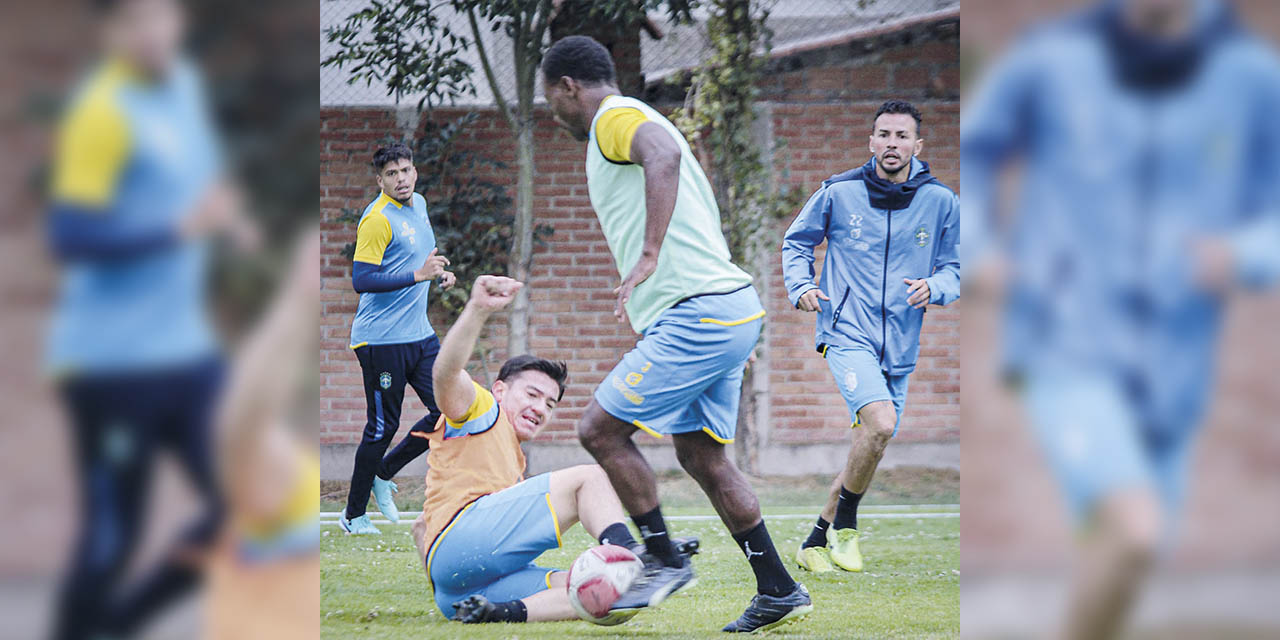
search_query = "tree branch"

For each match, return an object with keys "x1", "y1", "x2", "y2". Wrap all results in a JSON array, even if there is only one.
[
  {"x1": 530, "y1": 0, "x2": 554, "y2": 56},
  {"x1": 468, "y1": 6, "x2": 515, "y2": 129}
]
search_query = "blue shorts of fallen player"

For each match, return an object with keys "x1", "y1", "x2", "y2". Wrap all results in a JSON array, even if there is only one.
[{"x1": 426, "y1": 473, "x2": 563, "y2": 616}]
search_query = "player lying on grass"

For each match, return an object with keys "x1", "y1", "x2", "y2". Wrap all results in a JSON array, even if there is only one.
[{"x1": 411, "y1": 275, "x2": 692, "y2": 624}]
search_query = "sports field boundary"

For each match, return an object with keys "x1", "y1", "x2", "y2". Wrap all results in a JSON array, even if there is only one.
[{"x1": 320, "y1": 504, "x2": 960, "y2": 526}]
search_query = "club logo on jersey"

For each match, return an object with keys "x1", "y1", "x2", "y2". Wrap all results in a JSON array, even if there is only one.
[
  {"x1": 401, "y1": 221, "x2": 417, "y2": 245},
  {"x1": 844, "y1": 370, "x2": 858, "y2": 391},
  {"x1": 379, "y1": 372, "x2": 392, "y2": 389},
  {"x1": 915, "y1": 226, "x2": 930, "y2": 247},
  {"x1": 850, "y1": 213, "x2": 864, "y2": 242}
]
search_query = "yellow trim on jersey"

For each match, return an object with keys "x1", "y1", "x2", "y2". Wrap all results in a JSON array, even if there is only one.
[
  {"x1": 698, "y1": 310, "x2": 766, "y2": 327},
  {"x1": 352, "y1": 210, "x2": 394, "y2": 265},
  {"x1": 51, "y1": 63, "x2": 132, "y2": 207},
  {"x1": 631, "y1": 419, "x2": 663, "y2": 439},
  {"x1": 700, "y1": 427, "x2": 734, "y2": 444},
  {"x1": 545, "y1": 493, "x2": 563, "y2": 548},
  {"x1": 544, "y1": 569, "x2": 556, "y2": 589},
  {"x1": 445, "y1": 381, "x2": 495, "y2": 427},
  {"x1": 594, "y1": 104, "x2": 648, "y2": 163},
  {"x1": 241, "y1": 452, "x2": 320, "y2": 538},
  {"x1": 349, "y1": 341, "x2": 369, "y2": 349},
  {"x1": 426, "y1": 501, "x2": 475, "y2": 579}
]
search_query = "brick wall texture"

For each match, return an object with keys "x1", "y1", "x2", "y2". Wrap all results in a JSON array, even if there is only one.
[{"x1": 320, "y1": 19, "x2": 960, "y2": 450}]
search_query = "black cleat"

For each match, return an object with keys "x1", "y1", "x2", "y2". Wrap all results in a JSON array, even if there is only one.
[
  {"x1": 721, "y1": 582, "x2": 814, "y2": 633},
  {"x1": 627, "y1": 536, "x2": 700, "y2": 558},
  {"x1": 609, "y1": 551, "x2": 697, "y2": 614},
  {"x1": 451, "y1": 595, "x2": 498, "y2": 623}
]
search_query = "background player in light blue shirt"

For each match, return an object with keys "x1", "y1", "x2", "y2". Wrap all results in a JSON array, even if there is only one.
[
  {"x1": 44, "y1": 0, "x2": 258, "y2": 637},
  {"x1": 339, "y1": 143, "x2": 455, "y2": 535},
  {"x1": 783, "y1": 100, "x2": 959, "y2": 575},
  {"x1": 964, "y1": 1, "x2": 1280, "y2": 637}
]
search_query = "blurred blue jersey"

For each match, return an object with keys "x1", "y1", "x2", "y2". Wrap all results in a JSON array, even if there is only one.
[
  {"x1": 47, "y1": 58, "x2": 222, "y2": 374},
  {"x1": 963, "y1": 0, "x2": 1280, "y2": 431}
]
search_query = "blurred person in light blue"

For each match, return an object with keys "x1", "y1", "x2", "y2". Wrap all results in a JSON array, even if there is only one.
[
  {"x1": 45, "y1": 0, "x2": 256, "y2": 638},
  {"x1": 963, "y1": 0, "x2": 1280, "y2": 638}
]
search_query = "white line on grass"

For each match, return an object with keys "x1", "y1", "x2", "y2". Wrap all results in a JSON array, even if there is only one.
[{"x1": 321, "y1": 509, "x2": 959, "y2": 526}]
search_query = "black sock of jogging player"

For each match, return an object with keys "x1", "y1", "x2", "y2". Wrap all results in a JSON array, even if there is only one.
[
  {"x1": 598, "y1": 522, "x2": 637, "y2": 548},
  {"x1": 832, "y1": 486, "x2": 863, "y2": 530},
  {"x1": 732, "y1": 521, "x2": 796, "y2": 597},
  {"x1": 802, "y1": 516, "x2": 831, "y2": 549},
  {"x1": 632, "y1": 506, "x2": 680, "y2": 567}
]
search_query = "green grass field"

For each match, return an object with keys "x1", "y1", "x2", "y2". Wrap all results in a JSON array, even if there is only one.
[{"x1": 322, "y1": 470, "x2": 958, "y2": 639}]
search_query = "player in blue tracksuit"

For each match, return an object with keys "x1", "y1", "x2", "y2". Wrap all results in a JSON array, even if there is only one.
[
  {"x1": 339, "y1": 143, "x2": 456, "y2": 535},
  {"x1": 963, "y1": 0, "x2": 1280, "y2": 637},
  {"x1": 782, "y1": 100, "x2": 959, "y2": 574},
  {"x1": 44, "y1": 1, "x2": 257, "y2": 637}
]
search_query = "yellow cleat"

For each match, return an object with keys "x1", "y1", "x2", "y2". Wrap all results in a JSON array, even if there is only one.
[
  {"x1": 794, "y1": 544, "x2": 835, "y2": 573},
  {"x1": 828, "y1": 528, "x2": 863, "y2": 572}
]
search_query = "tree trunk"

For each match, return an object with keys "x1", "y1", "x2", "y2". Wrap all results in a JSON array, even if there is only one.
[{"x1": 507, "y1": 40, "x2": 536, "y2": 357}]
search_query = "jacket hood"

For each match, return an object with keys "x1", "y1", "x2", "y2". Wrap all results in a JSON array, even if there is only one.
[
  {"x1": 1092, "y1": 0, "x2": 1239, "y2": 93},
  {"x1": 825, "y1": 157, "x2": 941, "y2": 211}
]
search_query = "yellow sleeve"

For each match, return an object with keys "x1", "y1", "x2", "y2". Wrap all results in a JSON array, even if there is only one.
[
  {"x1": 51, "y1": 87, "x2": 130, "y2": 207},
  {"x1": 445, "y1": 380, "x2": 497, "y2": 427},
  {"x1": 352, "y1": 211, "x2": 393, "y2": 265},
  {"x1": 594, "y1": 107, "x2": 649, "y2": 163}
]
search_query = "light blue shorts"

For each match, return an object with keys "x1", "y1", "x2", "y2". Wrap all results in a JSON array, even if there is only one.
[
  {"x1": 595, "y1": 286, "x2": 764, "y2": 443},
  {"x1": 824, "y1": 345, "x2": 909, "y2": 436},
  {"x1": 426, "y1": 473, "x2": 563, "y2": 616},
  {"x1": 1022, "y1": 367, "x2": 1197, "y2": 523}
]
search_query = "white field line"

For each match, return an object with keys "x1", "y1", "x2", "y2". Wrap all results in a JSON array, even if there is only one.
[{"x1": 321, "y1": 505, "x2": 959, "y2": 526}]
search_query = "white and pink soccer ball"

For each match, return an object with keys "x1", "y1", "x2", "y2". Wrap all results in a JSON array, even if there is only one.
[{"x1": 566, "y1": 544, "x2": 645, "y2": 625}]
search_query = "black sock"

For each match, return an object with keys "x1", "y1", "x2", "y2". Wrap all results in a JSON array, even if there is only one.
[
  {"x1": 732, "y1": 521, "x2": 796, "y2": 597},
  {"x1": 598, "y1": 522, "x2": 637, "y2": 548},
  {"x1": 802, "y1": 516, "x2": 830, "y2": 549},
  {"x1": 833, "y1": 487, "x2": 863, "y2": 530},
  {"x1": 488, "y1": 599, "x2": 527, "y2": 623},
  {"x1": 632, "y1": 506, "x2": 680, "y2": 567}
]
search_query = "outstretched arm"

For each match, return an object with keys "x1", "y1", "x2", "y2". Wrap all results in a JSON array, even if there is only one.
[{"x1": 432, "y1": 275, "x2": 523, "y2": 420}]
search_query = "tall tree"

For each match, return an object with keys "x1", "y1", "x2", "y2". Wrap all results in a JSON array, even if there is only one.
[
  {"x1": 673, "y1": 0, "x2": 800, "y2": 472},
  {"x1": 324, "y1": 0, "x2": 694, "y2": 356}
]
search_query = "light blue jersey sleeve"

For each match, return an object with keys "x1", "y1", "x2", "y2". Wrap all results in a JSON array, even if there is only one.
[
  {"x1": 925, "y1": 191, "x2": 961, "y2": 306},
  {"x1": 960, "y1": 37, "x2": 1041, "y2": 271},
  {"x1": 1229, "y1": 49, "x2": 1280, "y2": 288},
  {"x1": 781, "y1": 186, "x2": 832, "y2": 307}
]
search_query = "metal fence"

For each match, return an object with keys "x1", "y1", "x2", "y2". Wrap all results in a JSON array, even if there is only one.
[{"x1": 319, "y1": 0, "x2": 958, "y2": 107}]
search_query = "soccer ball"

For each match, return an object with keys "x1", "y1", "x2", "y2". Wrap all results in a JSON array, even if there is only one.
[{"x1": 566, "y1": 544, "x2": 645, "y2": 625}]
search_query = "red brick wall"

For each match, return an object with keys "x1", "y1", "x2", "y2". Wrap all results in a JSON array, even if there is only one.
[{"x1": 320, "y1": 24, "x2": 960, "y2": 449}]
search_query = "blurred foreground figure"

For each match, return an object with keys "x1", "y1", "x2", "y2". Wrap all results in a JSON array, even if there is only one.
[
  {"x1": 964, "y1": 0, "x2": 1280, "y2": 638},
  {"x1": 45, "y1": 0, "x2": 255, "y2": 637},
  {"x1": 205, "y1": 231, "x2": 319, "y2": 640}
]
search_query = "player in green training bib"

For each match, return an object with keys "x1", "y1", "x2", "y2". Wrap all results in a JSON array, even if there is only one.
[{"x1": 541, "y1": 35, "x2": 811, "y2": 633}]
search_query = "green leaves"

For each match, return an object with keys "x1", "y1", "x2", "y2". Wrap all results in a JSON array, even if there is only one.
[{"x1": 321, "y1": 1, "x2": 477, "y2": 110}]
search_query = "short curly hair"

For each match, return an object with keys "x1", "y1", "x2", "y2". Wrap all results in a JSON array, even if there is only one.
[
  {"x1": 541, "y1": 35, "x2": 617, "y2": 86},
  {"x1": 874, "y1": 100, "x2": 923, "y2": 134}
]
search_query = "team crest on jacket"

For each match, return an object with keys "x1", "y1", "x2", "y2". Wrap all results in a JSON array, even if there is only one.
[
  {"x1": 915, "y1": 226, "x2": 930, "y2": 247},
  {"x1": 379, "y1": 372, "x2": 392, "y2": 389}
]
